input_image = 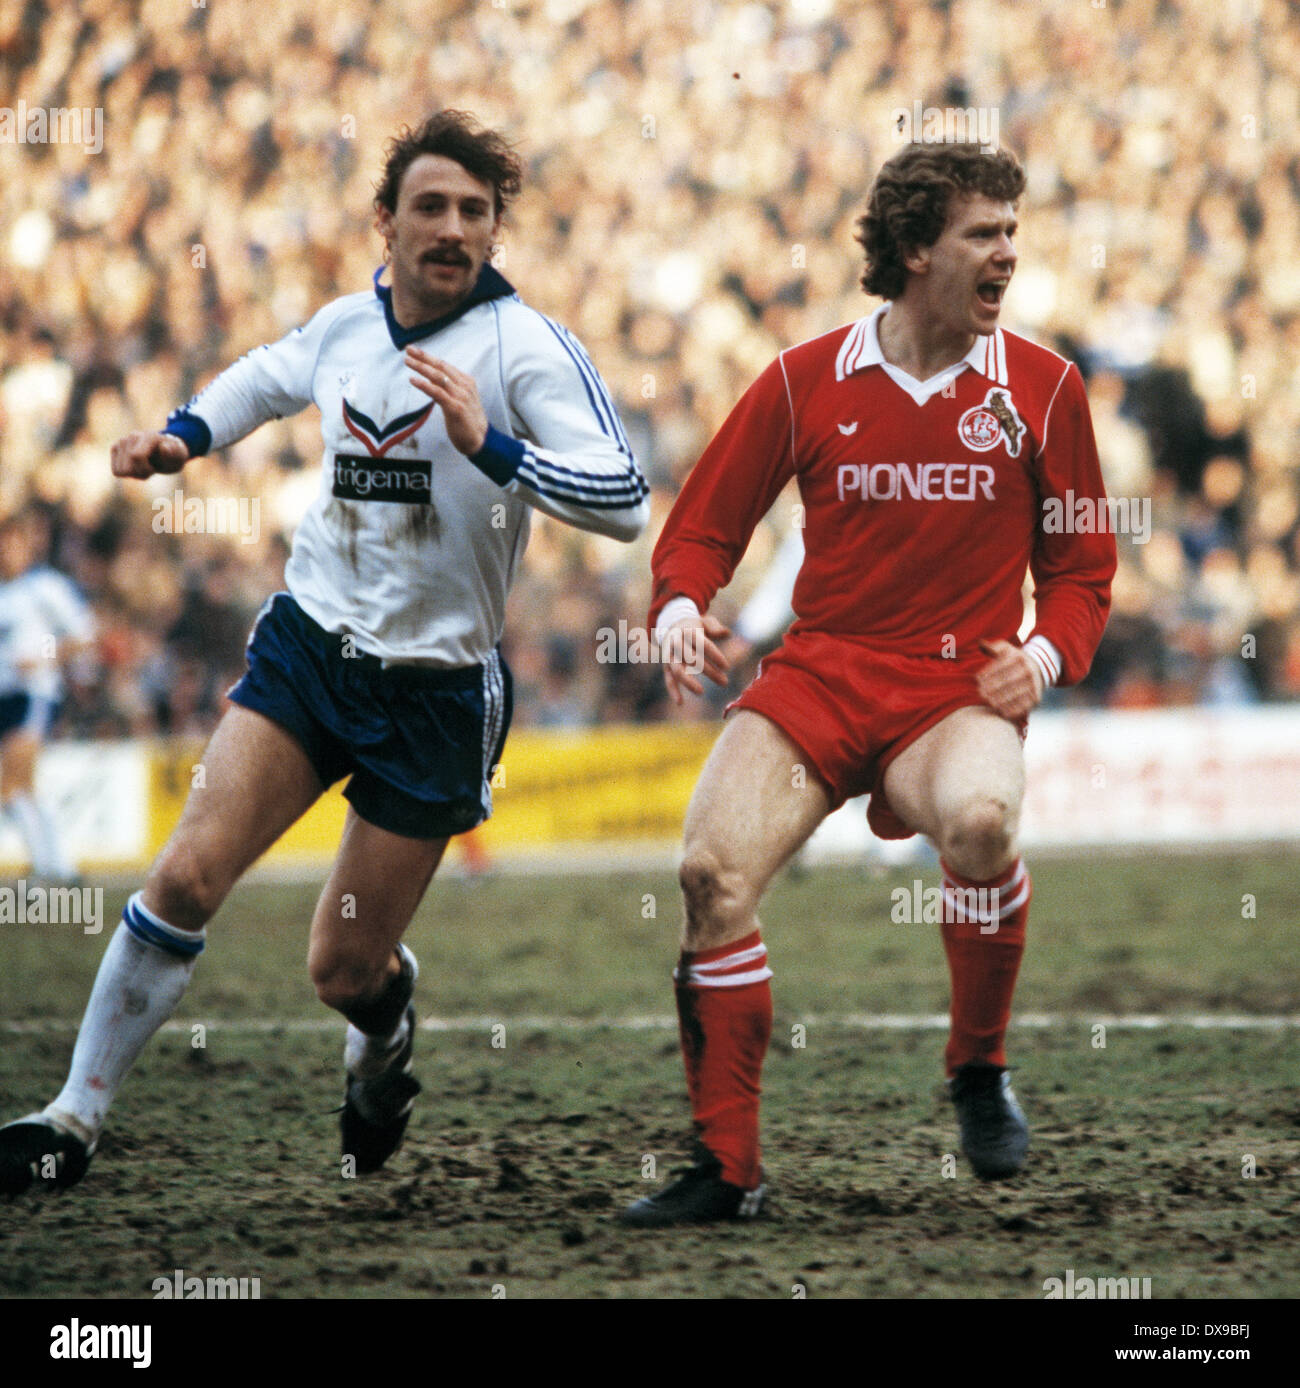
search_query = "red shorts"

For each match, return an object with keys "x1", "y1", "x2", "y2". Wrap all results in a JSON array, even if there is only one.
[{"x1": 727, "y1": 630, "x2": 1021, "y2": 840}]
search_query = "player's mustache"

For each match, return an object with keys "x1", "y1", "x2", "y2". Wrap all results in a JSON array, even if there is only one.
[{"x1": 423, "y1": 250, "x2": 470, "y2": 266}]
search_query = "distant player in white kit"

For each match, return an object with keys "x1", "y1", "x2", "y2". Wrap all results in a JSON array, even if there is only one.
[
  {"x1": 0, "y1": 110, "x2": 649, "y2": 1193},
  {"x1": 0, "y1": 509, "x2": 94, "y2": 883}
]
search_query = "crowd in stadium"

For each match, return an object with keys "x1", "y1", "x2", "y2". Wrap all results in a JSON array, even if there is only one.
[{"x1": 1, "y1": 0, "x2": 1296, "y2": 736}]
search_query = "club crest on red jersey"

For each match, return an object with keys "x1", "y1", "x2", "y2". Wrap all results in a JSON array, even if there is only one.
[{"x1": 958, "y1": 388, "x2": 1025, "y2": 457}]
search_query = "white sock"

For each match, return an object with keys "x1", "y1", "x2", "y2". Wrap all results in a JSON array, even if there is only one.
[
  {"x1": 343, "y1": 943, "x2": 418, "y2": 1080},
  {"x1": 45, "y1": 893, "x2": 204, "y2": 1146},
  {"x1": 344, "y1": 1011, "x2": 412, "y2": 1080},
  {"x1": 6, "y1": 792, "x2": 75, "y2": 878}
]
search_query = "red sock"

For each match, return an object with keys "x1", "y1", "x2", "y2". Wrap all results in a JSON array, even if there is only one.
[
  {"x1": 939, "y1": 857, "x2": 1031, "y2": 1076},
  {"x1": 674, "y1": 930, "x2": 772, "y2": 1189}
]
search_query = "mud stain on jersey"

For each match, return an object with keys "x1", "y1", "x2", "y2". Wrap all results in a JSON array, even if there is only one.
[
  {"x1": 323, "y1": 497, "x2": 362, "y2": 570},
  {"x1": 390, "y1": 503, "x2": 440, "y2": 546}
]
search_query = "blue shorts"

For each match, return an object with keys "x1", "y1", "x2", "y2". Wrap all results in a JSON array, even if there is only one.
[
  {"x1": 0, "y1": 692, "x2": 54, "y2": 739},
  {"x1": 228, "y1": 593, "x2": 512, "y2": 839}
]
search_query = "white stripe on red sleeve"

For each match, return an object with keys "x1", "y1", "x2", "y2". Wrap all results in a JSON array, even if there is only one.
[{"x1": 1023, "y1": 634, "x2": 1062, "y2": 689}]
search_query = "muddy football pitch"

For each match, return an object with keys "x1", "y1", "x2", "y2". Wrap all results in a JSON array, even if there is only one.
[{"x1": 1, "y1": 852, "x2": 1296, "y2": 1299}]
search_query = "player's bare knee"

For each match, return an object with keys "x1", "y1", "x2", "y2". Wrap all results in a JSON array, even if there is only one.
[
  {"x1": 679, "y1": 849, "x2": 750, "y2": 948},
  {"x1": 940, "y1": 797, "x2": 1015, "y2": 880},
  {"x1": 144, "y1": 843, "x2": 227, "y2": 930}
]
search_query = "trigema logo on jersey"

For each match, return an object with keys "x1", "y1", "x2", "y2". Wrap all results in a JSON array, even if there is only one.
[
  {"x1": 958, "y1": 387, "x2": 1025, "y2": 457},
  {"x1": 333, "y1": 398, "x2": 434, "y2": 503}
]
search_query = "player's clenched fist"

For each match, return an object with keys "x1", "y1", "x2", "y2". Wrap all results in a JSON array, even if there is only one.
[
  {"x1": 976, "y1": 638, "x2": 1045, "y2": 721},
  {"x1": 660, "y1": 613, "x2": 732, "y2": 706},
  {"x1": 110, "y1": 431, "x2": 190, "y2": 480}
]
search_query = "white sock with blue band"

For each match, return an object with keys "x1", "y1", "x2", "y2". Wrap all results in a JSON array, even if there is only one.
[{"x1": 45, "y1": 893, "x2": 206, "y2": 1146}]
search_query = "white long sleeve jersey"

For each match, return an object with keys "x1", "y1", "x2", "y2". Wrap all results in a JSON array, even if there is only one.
[
  {"x1": 165, "y1": 266, "x2": 650, "y2": 666},
  {"x1": 0, "y1": 566, "x2": 95, "y2": 700}
]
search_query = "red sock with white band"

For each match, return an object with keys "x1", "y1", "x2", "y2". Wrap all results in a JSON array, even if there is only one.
[
  {"x1": 673, "y1": 930, "x2": 772, "y2": 1189},
  {"x1": 938, "y1": 858, "x2": 1031, "y2": 1076}
]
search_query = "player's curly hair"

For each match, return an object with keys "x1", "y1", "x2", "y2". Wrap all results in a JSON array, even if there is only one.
[
  {"x1": 375, "y1": 110, "x2": 523, "y2": 218},
  {"x1": 856, "y1": 143, "x2": 1025, "y2": 300}
]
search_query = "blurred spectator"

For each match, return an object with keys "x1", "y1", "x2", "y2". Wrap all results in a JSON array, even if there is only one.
[{"x1": 1, "y1": 0, "x2": 1297, "y2": 735}]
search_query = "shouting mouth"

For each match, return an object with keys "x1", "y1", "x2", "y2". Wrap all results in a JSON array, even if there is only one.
[{"x1": 977, "y1": 278, "x2": 1008, "y2": 307}]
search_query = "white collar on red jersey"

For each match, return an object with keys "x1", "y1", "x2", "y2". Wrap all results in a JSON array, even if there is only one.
[{"x1": 835, "y1": 303, "x2": 1008, "y2": 404}]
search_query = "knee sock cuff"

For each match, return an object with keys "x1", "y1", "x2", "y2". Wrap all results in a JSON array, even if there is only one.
[
  {"x1": 674, "y1": 931, "x2": 772, "y2": 988},
  {"x1": 939, "y1": 859, "x2": 1030, "y2": 935},
  {"x1": 123, "y1": 892, "x2": 206, "y2": 959},
  {"x1": 939, "y1": 857, "x2": 1026, "y2": 891}
]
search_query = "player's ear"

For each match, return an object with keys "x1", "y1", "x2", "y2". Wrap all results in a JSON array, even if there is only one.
[
  {"x1": 374, "y1": 202, "x2": 396, "y2": 245},
  {"x1": 901, "y1": 243, "x2": 930, "y2": 276}
]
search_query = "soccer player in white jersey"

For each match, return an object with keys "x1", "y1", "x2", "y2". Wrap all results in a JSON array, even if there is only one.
[
  {"x1": 0, "y1": 510, "x2": 94, "y2": 882},
  {"x1": 0, "y1": 111, "x2": 649, "y2": 1193}
]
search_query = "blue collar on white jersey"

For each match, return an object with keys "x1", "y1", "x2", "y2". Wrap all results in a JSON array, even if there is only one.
[{"x1": 373, "y1": 263, "x2": 517, "y2": 348}]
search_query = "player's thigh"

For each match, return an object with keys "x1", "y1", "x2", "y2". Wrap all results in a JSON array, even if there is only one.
[
  {"x1": 883, "y1": 705, "x2": 1025, "y2": 843},
  {"x1": 681, "y1": 709, "x2": 832, "y2": 928},
  {"x1": 144, "y1": 704, "x2": 325, "y2": 923},
  {"x1": 0, "y1": 728, "x2": 38, "y2": 796},
  {"x1": 307, "y1": 808, "x2": 448, "y2": 994}
]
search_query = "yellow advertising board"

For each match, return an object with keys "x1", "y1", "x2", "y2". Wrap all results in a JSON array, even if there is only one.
[
  {"x1": 476, "y1": 724, "x2": 715, "y2": 850},
  {"x1": 146, "y1": 725, "x2": 717, "y2": 864},
  {"x1": 147, "y1": 738, "x2": 350, "y2": 863}
]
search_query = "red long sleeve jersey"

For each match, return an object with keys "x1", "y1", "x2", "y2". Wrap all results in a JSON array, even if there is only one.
[{"x1": 650, "y1": 308, "x2": 1116, "y2": 685}]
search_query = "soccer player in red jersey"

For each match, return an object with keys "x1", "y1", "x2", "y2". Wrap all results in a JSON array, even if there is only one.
[{"x1": 622, "y1": 142, "x2": 1116, "y2": 1225}]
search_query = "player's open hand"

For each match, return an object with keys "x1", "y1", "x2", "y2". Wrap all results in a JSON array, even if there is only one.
[
  {"x1": 976, "y1": 639, "x2": 1044, "y2": 721},
  {"x1": 405, "y1": 347, "x2": 488, "y2": 457},
  {"x1": 110, "y1": 431, "x2": 189, "y2": 480},
  {"x1": 661, "y1": 613, "x2": 732, "y2": 706}
]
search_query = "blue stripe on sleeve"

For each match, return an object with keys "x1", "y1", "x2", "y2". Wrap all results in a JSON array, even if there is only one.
[
  {"x1": 538, "y1": 317, "x2": 633, "y2": 459},
  {"x1": 555, "y1": 323, "x2": 633, "y2": 454},
  {"x1": 518, "y1": 448, "x2": 648, "y2": 505}
]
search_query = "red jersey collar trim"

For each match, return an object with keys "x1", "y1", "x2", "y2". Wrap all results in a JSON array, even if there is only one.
[{"x1": 836, "y1": 304, "x2": 1003, "y2": 385}]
